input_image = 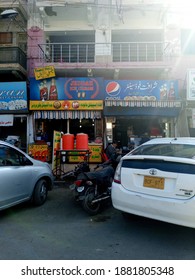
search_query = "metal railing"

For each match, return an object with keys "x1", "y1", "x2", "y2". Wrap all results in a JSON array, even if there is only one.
[
  {"x1": 38, "y1": 41, "x2": 171, "y2": 64},
  {"x1": 0, "y1": 46, "x2": 27, "y2": 69},
  {"x1": 112, "y1": 42, "x2": 164, "y2": 62}
]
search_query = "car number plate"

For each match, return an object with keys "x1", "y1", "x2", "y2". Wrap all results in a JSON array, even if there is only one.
[{"x1": 143, "y1": 176, "x2": 164, "y2": 189}]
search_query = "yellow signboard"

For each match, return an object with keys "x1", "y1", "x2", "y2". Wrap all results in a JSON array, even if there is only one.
[
  {"x1": 34, "y1": 66, "x2": 56, "y2": 80},
  {"x1": 30, "y1": 100, "x2": 103, "y2": 110},
  {"x1": 69, "y1": 144, "x2": 102, "y2": 163},
  {"x1": 28, "y1": 144, "x2": 52, "y2": 162},
  {"x1": 52, "y1": 130, "x2": 61, "y2": 170}
]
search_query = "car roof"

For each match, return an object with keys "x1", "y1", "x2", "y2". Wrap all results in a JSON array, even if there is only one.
[
  {"x1": 142, "y1": 137, "x2": 195, "y2": 145},
  {"x1": 0, "y1": 140, "x2": 23, "y2": 152},
  {"x1": 0, "y1": 140, "x2": 15, "y2": 147}
]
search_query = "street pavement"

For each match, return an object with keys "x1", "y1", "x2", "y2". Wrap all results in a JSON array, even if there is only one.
[{"x1": 0, "y1": 183, "x2": 195, "y2": 260}]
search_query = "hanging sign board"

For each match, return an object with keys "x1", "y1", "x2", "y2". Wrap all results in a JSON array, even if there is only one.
[{"x1": 34, "y1": 66, "x2": 56, "y2": 80}]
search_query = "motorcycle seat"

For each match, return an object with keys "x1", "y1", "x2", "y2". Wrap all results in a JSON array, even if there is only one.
[{"x1": 77, "y1": 166, "x2": 114, "y2": 183}]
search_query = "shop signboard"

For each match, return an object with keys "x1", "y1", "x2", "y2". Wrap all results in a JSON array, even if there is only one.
[
  {"x1": 28, "y1": 144, "x2": 51, "y2": 162},
  {"x1": 69, "y1": 144, "x2": 102, "y2": 163},
  {"x1": 34, "y1": 66, "x2": 56, "y2": 80},
  {"x1": 29, "y1": 100, "x2": 103, "y2": 110},
  {"x1": 52, "y1": 130, "x2": 61, "y2": 170},
  {"x1": 104, "y1": 80, "x2": 178, "y2": 101},
  {"x1": 29, "y1": 77, "x2": 104, "y2": 110},
  {"x1": 0, "y1": 114, "x2": 13, "y2": 126},
  {"x1": 0, "y1": 82, "x2": 28, "y2": 112},
  {"x1": 187, "y1": 69, "x2": 195, "y2": 101}
]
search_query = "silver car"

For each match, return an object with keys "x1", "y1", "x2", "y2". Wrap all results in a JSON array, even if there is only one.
[{"x1": 0, "y1": 140, "x2": 54, "y2": 210}]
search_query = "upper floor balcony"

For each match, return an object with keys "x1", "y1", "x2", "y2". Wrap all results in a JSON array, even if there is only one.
[
  {"x1": 0, "y1": 46, "x2": 27, "y2": 80},
  {"x1": 37, "y1": 41, "x2": 174, "y2": 72}
]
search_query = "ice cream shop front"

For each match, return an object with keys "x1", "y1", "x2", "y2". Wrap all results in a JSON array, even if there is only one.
[{"x1": 29, "y1": 77, "x2": 104, "y2": 164}]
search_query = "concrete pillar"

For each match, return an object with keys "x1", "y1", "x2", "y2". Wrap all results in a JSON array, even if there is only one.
[{"x1": 95, "y1": 0, "x2": 112, "y2": 63}]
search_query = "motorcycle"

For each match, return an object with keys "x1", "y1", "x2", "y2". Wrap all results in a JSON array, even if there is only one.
[
  {"x1": 53, "y1": 160, "x2": 90, "y2": 181},
  {"x1": 70, "y1": 162, "x2": 115, "y2": 215}
]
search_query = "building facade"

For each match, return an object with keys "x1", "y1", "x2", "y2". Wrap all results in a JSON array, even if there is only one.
[
  {"x1": 1, "y1": 0, "x2": 195, "y2": 156},
  {"x1": 0, "y1": 0, "x2": 30, "y2": 151}
]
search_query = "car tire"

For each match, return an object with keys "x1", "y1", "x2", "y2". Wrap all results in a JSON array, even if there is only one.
[{"x1": 33, "y1": 179, "x2": 48, "y2": 206}]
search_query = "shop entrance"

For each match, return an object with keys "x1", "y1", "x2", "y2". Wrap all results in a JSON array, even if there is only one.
[
  {"x1": 35, "y1": 118, "x2": 103, "y2": 145},
  {"x1": 112, "y1": 117, "x2": 167, "y2": 148},
  {"x1": 0, "y1": 116, "x2": 27, "y2": 151}
]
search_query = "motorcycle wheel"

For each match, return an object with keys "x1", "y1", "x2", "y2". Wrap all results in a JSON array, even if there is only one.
[{"x1": 82, "y1": 187, "x2": 100, "y2": 215}]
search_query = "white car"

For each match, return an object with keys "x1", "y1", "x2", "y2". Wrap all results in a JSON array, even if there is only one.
[
  {"x1": 0, "y1": 140, "x2": 54, "y2": 211},
  {"x1": 111, "y1": 137, "x2": 195, "y2": 228}
]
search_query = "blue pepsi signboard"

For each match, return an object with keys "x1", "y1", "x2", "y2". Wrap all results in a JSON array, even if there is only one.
[{"x1": 104, "y1": 80, "x2": 179, "y2": 101}]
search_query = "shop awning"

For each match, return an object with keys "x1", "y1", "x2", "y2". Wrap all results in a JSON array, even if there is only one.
[
  {"x1": 104, "y1": 106, "x2": 181, "y2": 117},
  {"x1": 104, "y1": 100, "x2": 182, "y2": 117},
  {"x1": 33, "y1": 110, "x2": 102, "y2": 119},
  {"x1": 105, "y1": 100, "x2": 182, "y2": 108}
]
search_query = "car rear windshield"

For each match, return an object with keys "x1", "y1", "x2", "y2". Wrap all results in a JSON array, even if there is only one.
[{"x1": 130, "y1": 143, "x2": 195, "y2": 159}]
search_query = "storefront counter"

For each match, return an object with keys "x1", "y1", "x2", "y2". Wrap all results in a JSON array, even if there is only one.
[{"x1": 28, "y1": 142, "x2": 52, "y2": 162}]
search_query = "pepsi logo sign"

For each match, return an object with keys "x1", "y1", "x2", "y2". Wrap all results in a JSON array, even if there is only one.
[{"x1": 106, "y1": 81, "x2": 121, "y2": 97}]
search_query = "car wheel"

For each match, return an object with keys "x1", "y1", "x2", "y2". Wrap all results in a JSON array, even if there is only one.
[{"x1": 33, "y1": 179, "x2": 48, "y2": 206}]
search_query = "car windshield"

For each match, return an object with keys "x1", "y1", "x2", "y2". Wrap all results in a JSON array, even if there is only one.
[{"x1": 129, "y1": 143, "x2": 195, "y2": 159}]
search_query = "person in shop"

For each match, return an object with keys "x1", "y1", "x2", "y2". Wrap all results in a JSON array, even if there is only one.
[
  {"x1": 105, "y1": 140, "x2": 122, "y2": 165},
  {"x1": 140, "y1": 132, "x2": 150, "y2": 145}
]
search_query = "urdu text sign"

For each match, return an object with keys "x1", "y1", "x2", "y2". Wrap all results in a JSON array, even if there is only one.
[{"x1": 34, "y1": 66, "x2": 56, "y2": 80}]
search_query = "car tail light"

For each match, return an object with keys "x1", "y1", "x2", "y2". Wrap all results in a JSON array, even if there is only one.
[{"x1": 114, "y1": 161, "x2": 122, "y2": 184}]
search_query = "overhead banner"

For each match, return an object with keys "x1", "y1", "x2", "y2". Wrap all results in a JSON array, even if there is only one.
[
  {"x1": 30, "y1": 77, "x2": 104, "y2": 110},
  {"x1": 104, "y1": 80, "x2": 179, "y2": 101},
  {"x1": 30, "y1": 77, "x2": 103, "y2": 100}
]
